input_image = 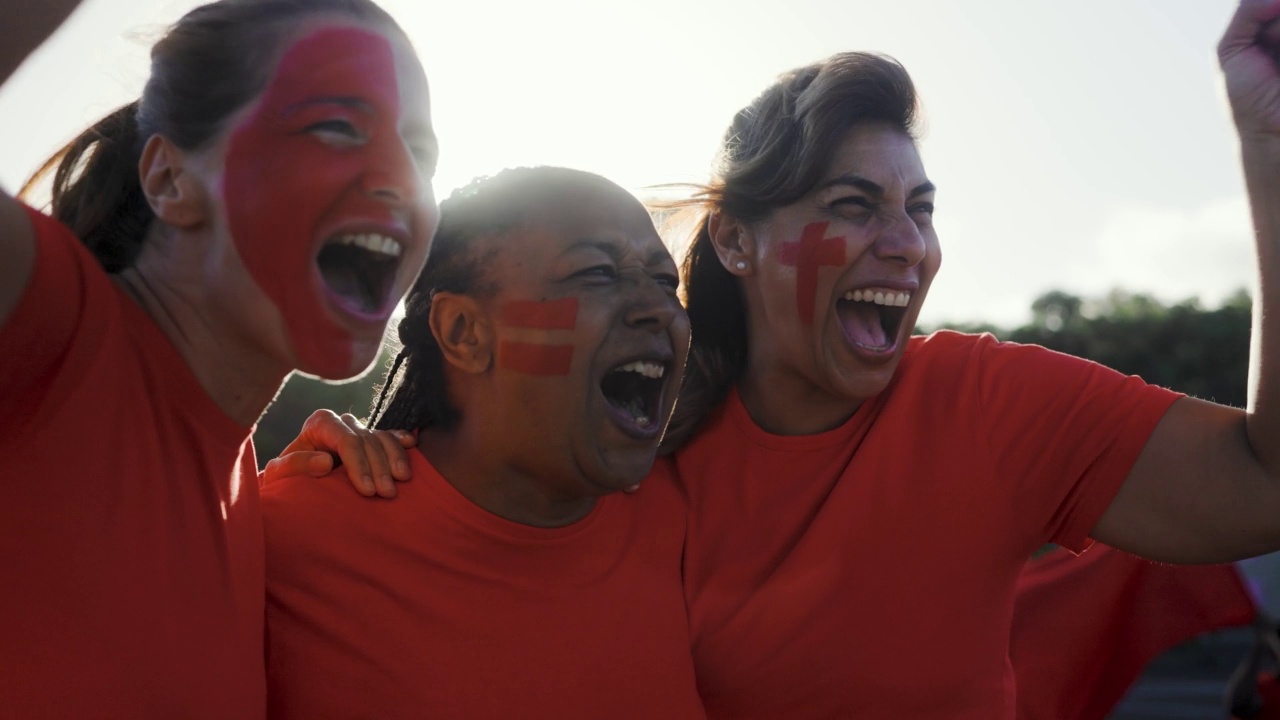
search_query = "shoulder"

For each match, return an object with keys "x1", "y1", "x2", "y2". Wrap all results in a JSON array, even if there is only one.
[{"x1": 903, "y1": 330, "x2": 1099, "y2": 384}]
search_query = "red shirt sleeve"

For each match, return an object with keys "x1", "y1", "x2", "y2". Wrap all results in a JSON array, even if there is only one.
[
  {"x1": 971, "y1": 334, "x2": 1182, "y2": 552},
  {"x1": 0, "y1": 206, "x2": 100, "y2": 433}
]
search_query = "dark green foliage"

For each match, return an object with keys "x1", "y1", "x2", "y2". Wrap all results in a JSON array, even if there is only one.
[
  {"x1": 925, "y1": 288, "x2": 1253, "y2": 408},
  {"x1": 252, "y1": 349, "x2": 397, "y2": 467}
]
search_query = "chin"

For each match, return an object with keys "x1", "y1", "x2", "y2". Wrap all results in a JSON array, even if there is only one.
[{"x1": 294, "y1": 346, "x2": 381, "y2": 383}]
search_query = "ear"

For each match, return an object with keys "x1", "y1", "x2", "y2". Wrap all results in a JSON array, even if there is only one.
[
  {"x1": 429, "y1": 292, "x2": 493, "y2": 374},
  {"x1": 708, "y1": 210, "x2": 757, "y2": 277},
  {"x1": 138, "y1": 134, "x2": 207, "y2": 229}
]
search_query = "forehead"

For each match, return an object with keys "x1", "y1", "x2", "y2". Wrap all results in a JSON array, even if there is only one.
[
  {"x1": 258, "y1": 21, "x2": 430, "y2": 118},
  {"x1": 822, "y1": 123, "x2": 928, "y2": 188},
  {"x1": 502, "y1": 185, "x2": 666, "y2": 263}
]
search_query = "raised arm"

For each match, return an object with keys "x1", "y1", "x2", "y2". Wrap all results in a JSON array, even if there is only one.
[
  {"x1": 1094, "y1": 0, "x2": 1280, "y2": 563},
  {"x1": 0, "y1": 0, "x2": 88, "y2": 326}
]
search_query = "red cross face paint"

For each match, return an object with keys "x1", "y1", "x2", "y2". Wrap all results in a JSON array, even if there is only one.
[
  {"x1": 222, "y1": 24, "x2": 436, "y2": 380},
  {"x1": 778, "y1": 221, "x2": 847, "y2": 326},
  {"x1": 497, "y1": 298, "x2": 579, "y2": 376},
  {"x1": 741, "y1": 123, "x2": 940, "y2": 410}
]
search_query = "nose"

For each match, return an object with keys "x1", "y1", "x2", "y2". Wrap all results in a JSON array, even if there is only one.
[
  {"x1": 873, "y1": 213, "x2": 928, "y2": 267},
  {"x1": 622, "y1": 271, "x2": 683, "y2": 332},
  {"x1": 361, "y1": 136, "x2": 423, "y2": 207}
]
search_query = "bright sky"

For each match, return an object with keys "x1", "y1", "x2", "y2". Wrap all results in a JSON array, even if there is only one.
[{"x1": 0, "y1": 0, "x2": 1251, "y2": 327}]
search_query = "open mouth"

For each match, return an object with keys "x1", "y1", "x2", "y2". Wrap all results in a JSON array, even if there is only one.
[
  {"x1": 317, "y1": 233, "x2": 404, "y2": 316},
  {"x1": 836, "y1": 288, "x2": 911, "y2": 350},
  {"x1": 600, "y1": 359, "x2": 667, "y2": 432}
]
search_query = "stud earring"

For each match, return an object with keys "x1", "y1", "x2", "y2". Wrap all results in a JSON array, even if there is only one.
[{"x1": 735, "y1": 260, "x2": 748, "y2": 271}]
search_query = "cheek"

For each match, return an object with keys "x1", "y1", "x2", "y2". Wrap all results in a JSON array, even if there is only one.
[
  {"x1": 496, "y1": 298, "x2": 579, "y2": 376},
  {"x1": 775, "y1": 221, "x2": 847, "y2": 327}
]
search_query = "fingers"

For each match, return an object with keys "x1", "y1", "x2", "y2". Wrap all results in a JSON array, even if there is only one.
[
  {"x1": 262, "y1": 451, "x2": 335, "y2": 485},
  {"x1": 374, "y1": 428, "x2": 415, "y2": 482},
  {"x1": 1221, "y1": 0, "x2": 1280, "y2": 64},
  {"x1": 337, "y1": 413, "x2": 397, "y2": 498}
]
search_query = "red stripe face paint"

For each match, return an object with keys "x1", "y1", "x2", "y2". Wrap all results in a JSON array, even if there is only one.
[
  {"x1": 496, "y1": 298, "x2": 578, "y2": 375},
  {"x1": 777, "y1": 221, "x2": 847, "y2": 326},
  {"x1": 222, "y1": 26, "x2": 430, "y2": 379},
  {"x1": 498, "y1": 298, "x2": 578, "y2": 331}
]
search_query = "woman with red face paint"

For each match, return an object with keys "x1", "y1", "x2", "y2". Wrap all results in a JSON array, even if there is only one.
[
  {"x1": 261, "y1": 167, "x2": 701, "y2": 719},
  {"x1": 0, "y1": 0, "x2": 436, "y2": 716}
]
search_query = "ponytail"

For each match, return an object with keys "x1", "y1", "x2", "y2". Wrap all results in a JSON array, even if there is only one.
[{"x1": 19, "y1": 101, "x2": 152, "y2": 273}]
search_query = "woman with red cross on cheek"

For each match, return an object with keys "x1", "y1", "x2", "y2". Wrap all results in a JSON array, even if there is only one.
[
  {"x1": 259, "y1": 167, "x2": 700, "y2": 719},
  {"x1": 657, "y1": 2, "x2": 1280, "y2": 717},
  {"x1": 284, "y1": 1, "x2": 1280, "y2": 717},
  {"x1": 0, "y1": 0, "x2": 435, "y2": 716}
]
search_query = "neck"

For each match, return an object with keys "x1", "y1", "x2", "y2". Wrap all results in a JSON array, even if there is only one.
[
  {"x1": 737, "y1": 347, "x2": 863, "y2": 436},
  {"x1": 419, "y1": 418, "x2": 597, "y2": 529},
  {"x1": 113, "y1": 255, "x2": 288, "y2": 428}
]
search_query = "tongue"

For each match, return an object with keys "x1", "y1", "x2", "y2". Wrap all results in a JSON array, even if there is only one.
[
  {"x1": 318, "y1": 246, "x2": 381, "y2": 313},
  {"x1": 839, "y1": 302, "x2": 888, "y2": 348}
]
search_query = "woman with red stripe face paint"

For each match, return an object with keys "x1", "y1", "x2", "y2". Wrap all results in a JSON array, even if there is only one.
[
  {"x1": 0, "y1": 0, "x2": 435, "y2": 717},
  {"x1": 260, "y1": 167, "x2": 699, "y2": 719}
]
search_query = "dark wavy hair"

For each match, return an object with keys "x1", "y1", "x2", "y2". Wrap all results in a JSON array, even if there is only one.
[
  {"x1": 18, "y1": 0, "x2": 404, "y2": 273},
  {"x1": 661, "y1": 52, "x2": 921, "y2": 449}
]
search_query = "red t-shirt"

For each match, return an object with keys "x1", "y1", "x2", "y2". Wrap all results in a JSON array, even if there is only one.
[
  {"x1": 262, "y1": 448, "x2": 704, "y2": 720},
  {"x1": 0, "y1": 208, "x2": 265, "y2": 719},
  {"x1": 674, "y1": 331, "x2": 1182, "y2": 719}
]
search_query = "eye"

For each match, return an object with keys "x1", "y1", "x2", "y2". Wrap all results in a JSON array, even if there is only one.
[
  {"x1": 909, "y1": 201, "x2": 935, "y2": 217},
  {"x1": 828, "y1": 196, "x2": 873, "y2": 219},
  {"x1": 573, "y1": 264, "x2": 618, "y2": 282},
  {"x1": 305, "y1": 119, "x2": 365, "y2": 146},
  {"x1": 654, "y1": 272, "x2": 680, "y2": 293}
]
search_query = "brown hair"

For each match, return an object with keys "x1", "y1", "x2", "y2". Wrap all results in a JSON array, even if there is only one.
[
  {"x1": 661, "y1": 52, "x2": 921, "y2": 449},
  {"x1": 19, "y1": 0, "x2": 404, "y2": 273}
]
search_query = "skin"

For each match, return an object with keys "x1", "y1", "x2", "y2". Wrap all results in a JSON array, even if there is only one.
[
  {"x1": 222, "y1": 25, "x2": 437, "y2": 380},
  {"x1": 119, "y1": 16, "x2": 437, "y2": 426},
  {"x1": 0, "y1": 0, "x2": 86, "y2": 327},
  {"x1": 419, "y1": 179, "x2": 691, "y2": 527},
  {"x1": 710, "y1": 123, "x2": 940, "y2": 436}
]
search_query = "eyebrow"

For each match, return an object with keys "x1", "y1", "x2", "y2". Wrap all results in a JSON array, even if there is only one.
[
  {"x1": 817, "y1": 174, "x2": 937, "y2": 199},
  {"x1": 281, "y1": 96, "x2": 373, "y2": 118},
  {"x1": 561, "y1": 239, "x2": 673, "y2": 267}
]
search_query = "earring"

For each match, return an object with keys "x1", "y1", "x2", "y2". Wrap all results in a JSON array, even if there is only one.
[{"x1": 735, "y1": 260, "x2": 748, "y2": 271}]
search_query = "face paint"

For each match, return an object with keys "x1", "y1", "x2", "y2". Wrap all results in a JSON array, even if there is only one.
[
  {"x1": 496, "y1": 297, "x2": 578, "y2": 375},
  {"x1": 778, "y1": 221, "x2": 847, "y2": 326},
  {"x1": 223, "y1": 26, "x2": 420, "y2": 377}
]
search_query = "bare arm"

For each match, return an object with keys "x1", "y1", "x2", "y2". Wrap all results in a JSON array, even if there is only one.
[
  {"x1": 0, "y1": 0, "x2": 88, "y2": 325},
  {"x1": 1094, "y1": 0, "x2": 1280, "y2": 563}
]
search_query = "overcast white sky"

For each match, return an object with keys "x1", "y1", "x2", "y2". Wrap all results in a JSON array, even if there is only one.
[{"x1": 0, "y1": 0, "x2": 1252, "y2": 327}]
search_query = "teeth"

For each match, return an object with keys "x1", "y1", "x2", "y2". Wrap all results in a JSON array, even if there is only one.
[
  {"x1": 841, "y1": 288, "x2": 912, "y2": 307},
  {"x1": 614, "y1": 360, "x2": 665, "y2": 379},
  {"x1": 334, "y1": 233, "x2": 403, "y2": 258}
]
